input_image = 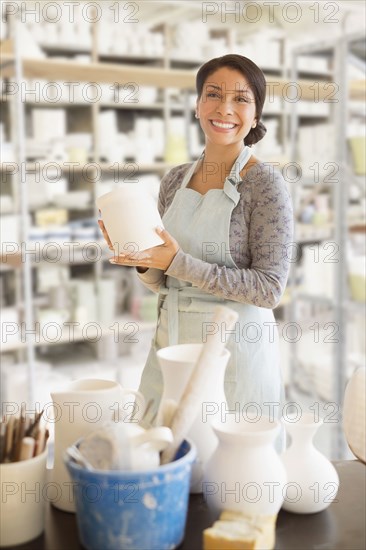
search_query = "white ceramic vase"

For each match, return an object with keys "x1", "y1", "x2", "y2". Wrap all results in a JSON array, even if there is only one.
[
  {"x1": 203, "y1": 416, "x2": 287, "y2": 518},
  {"x1": 281, "y1": 413, "x2": 339, "y2": 514},
  {"x1": 96, "y1": 184, "x2": 164, "y2": 253},
  {"x1": 156, "y1": 343, "x2": 230, "y2": 493}
]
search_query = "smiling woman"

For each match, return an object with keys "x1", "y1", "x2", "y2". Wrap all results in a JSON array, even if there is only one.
[
  {"x1": 98, "y1": 54, "x2": 294, "y2": 447},
  {"x1": 195, "y1": 67, "x2": 258, "y2": 175}
]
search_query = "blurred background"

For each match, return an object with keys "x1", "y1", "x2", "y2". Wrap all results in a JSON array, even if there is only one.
[{"x1": 0, "y1": 0, "x2": 365, "y2": 459}]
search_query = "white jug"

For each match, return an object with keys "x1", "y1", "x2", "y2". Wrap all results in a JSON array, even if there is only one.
[{"x1": 50, "y1": 378, "x2": 145, "y2": 512}]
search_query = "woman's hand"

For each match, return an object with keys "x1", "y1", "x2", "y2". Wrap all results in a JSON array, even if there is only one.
[
  {"x1": 110, "y1": 227, "x2": 180, "y2": 271},
  {"x1": 98, "y1": 221, "x2": 180, "y2": 272}
]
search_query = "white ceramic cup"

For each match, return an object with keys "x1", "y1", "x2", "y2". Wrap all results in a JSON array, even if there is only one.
[
  {"x1": 96, "y1": 184, "x2": 164, "y2": 253},
  {"x1": 0, "y1": 449, "x2": 48, "y2": 547}
]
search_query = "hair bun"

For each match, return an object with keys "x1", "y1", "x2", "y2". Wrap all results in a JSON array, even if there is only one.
[{"x1": 245, "y1": 120, "x2": 267, "y2": 146}]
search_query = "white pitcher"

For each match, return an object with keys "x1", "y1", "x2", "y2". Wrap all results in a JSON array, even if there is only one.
[
  {"x1": 50, "y1": 378, "x2": 145, "y2": 512},
  {"x1": 156, "y1": 343, "x2": 230, "y2": 493}
]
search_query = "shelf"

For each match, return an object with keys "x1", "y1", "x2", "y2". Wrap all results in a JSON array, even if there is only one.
[
  {"x1": 296, "y1": 223, "x2": 334, "y2": 243},
  {"x1": 98, "y1": 52, "x2": 164, "y2": 64},
  {"x1": 0, "y1": 315, "x2": 156, "y2": 352},
  {"x1": 0, "y1": 252, "x2": 22, "y2": 270},
  {"x1": 296, "y1": 69, "x2": 333, "y2": 78},
  {"x1": 97, "y1": 161, "x2": 177, "y2": 172},
  {"x1": 293, "y1": 291, "x2": 366, "y2": 310},
  {"x1": 350, "y1": 79, "x2": 366, "y2": 101},
  {"x1": 1, "y1": 159, "x2": 294, "y2": 174},
  {"x1": 0, "y1": 243, "x2": 110, "y2": 271},
  {"x1": 1, "y1": 94, "x2": 289, "y2": 117},
  {"x1": 1, "y1": 52, "x2": 364, "y2": 100},
  {"x1": 100, "y1": 101, "x2": 165, "y2": 110},
  {"x1": 285, "y1": 283, "x2": 366, "y2": 309},
  {"x1": 0, "y1": 54, "x2": 14, "y2": 74},
  {"x1": 296, "y1": 219, "x2": 366, "y2": 243},
  {"x1": 0, "y1": 56, "x2": 197, "y2": 89},
  {"x1": 14, "y1": 47, "x2": 282, "y2": 76},
  {"x1": 1, "y1": 95, "x2": 167, "y2": 110},
  {"x1": 295, "y1": 292, "x2": 334, "y2": 306},
  {"x1": 0, "y1": 162, "x2": 177, "y2": 173},
  {"x1": 349, "y1": 222, "x2": 366, "y2": 233},
  {"x1": 39, "y1": 44, "x2": 91, "y2": 55},
  {"x1": 298, "y1": 113, "x2": 330, "y2": 119}
]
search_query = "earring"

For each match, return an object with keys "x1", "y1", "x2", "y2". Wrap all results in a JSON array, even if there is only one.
[
  {"x1": 195, "y1": 113, "x2": 199, "y2": 119},
  {"x1": 252, "y1": 123, "x2": 256, "y2": 128}
]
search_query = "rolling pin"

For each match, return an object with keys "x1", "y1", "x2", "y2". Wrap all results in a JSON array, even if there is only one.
[{"x1": 161, "y1": 305, "x2": 238, "y2": 464}]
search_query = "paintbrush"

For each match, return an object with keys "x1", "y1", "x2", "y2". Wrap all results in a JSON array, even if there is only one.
[
  {"x1": 4, "y1": 416, "x2": 15, "y2": 462},
  {"x1": 25, "y1": 410, "x2": 44, "y2": 438},
  {"x1": 14, "y1": 405, "x2": 26, "y2": 462},
  {"x1": 19, "y1": 437, "x2": 35, "y2": 461}
]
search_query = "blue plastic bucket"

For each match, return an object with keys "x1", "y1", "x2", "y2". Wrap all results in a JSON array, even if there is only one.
[{"x1": 65, "y1": 439, "x2": 196, "y2": 550}]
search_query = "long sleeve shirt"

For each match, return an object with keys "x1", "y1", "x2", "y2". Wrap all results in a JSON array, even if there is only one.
[{"x1": 137, "y1": 161, "x2": 294, "y2": 309}]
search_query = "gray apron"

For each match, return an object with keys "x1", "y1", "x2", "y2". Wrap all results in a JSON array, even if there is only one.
[{"x1": 138, "y1": 147, "x2": 284, "y2": 449}]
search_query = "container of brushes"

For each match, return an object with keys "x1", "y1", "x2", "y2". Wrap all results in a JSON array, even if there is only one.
[{"x1": 0, "y1": 449, "x2": 48, "y2": 547}]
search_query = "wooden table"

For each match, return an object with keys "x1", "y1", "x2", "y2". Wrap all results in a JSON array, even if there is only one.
[{"x1": 3, "y1": 460, "x2": 365, "y2": 550}]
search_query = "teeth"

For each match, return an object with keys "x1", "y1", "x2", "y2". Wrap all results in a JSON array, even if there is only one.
[{"x1": 211, "y1": 120, "x2": 236, "y2": 129}]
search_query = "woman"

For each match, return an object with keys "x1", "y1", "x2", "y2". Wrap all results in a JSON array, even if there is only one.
[{"x1": 99, "y1": 54, "x2": 293, "y2": 443}]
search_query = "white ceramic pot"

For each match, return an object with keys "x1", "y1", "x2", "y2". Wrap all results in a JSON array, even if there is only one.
[
  {"x1": 96, "y1": 184, "x2": 164, "y2": 253},
  {"x1": 204, "y1": 416, "x2": 287, "y2": 518},
  {"x1": 0, "y1": 449, "x2": 48, "y2": 547},
  {"x1": 281, "y1": 413, "x2": 339, "y2": 514}
]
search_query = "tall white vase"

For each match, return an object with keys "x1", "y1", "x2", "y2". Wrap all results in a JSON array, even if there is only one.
[
  {"x1": 156, "y1": 343, "x2": 230, "y2": 493},
  {"x1": 281, "y1": 413, "x2": 339, "y2": 514},
  {"x1": 203, "y1": 416, "x2": 287, "y2": 518}
]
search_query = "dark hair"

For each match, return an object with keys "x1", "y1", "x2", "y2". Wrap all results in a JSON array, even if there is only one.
[{"x1": 196, "y1": 54, "x2": 267, "y2": 146}]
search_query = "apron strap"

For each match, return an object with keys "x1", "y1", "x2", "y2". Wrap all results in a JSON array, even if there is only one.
[{"x1": 167, "y1": 287, "x2": 179, "y2": 345}]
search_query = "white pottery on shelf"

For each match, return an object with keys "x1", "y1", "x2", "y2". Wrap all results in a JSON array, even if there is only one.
[
  {"x1": 281, "y1": 413, "x2": 339, "y2": 514},
  {"x1": 156, "y1": 343, "x2": 230, "y2": 493},
  {"x1": 96, "y1": 184, "x2": 164, "y2": 253},
  {"x1": 343, "y1": 366, "x2": 366, "y2": 463},
  {"x1": 203, "y1": 416, "x2": 287, "y2": 518}
]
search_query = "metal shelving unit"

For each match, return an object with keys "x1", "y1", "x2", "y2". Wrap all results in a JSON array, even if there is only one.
[{"x1": 288, "y1": 32, "x2": 365, "y2": 459}]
